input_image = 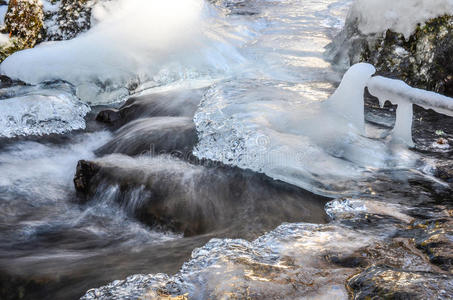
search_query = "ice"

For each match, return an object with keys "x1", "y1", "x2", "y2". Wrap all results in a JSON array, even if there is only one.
[
  {"x1": 349, "y1": 0, "x2": 453, "y2": 39},
  {"x1": 0, "y1": 4, "x2": 8, "y2": 26},
  {"x1": 367, "y1": 75, "x2": 453, "y2": 146},
  {"x1": 84, "y1": 197, "x2": 414, "y2": 300},
  {"x1": 192, "y1": 1, "x2": 422, "y2": 197},
  {"x1": 194, "y1": 79, "x2": 416, "y2": 197},
  {"x1": 325, "y1": 62, "x2": 376, "y2": 132},
  {"x1": 0, "y1": 0, "x2": 246, "y2": 104},
  {"x1": 0, "y1": 84, "x2": 90, "y2": 138}
]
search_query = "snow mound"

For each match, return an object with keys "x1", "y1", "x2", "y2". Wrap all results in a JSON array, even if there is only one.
[
  {"x1": 0, "y1": 84, "x2": 90, "y2": 138},
  {"x1": 350, "y1": 0, "x2": 453, "y2": 38},
  {"x1": 0, "y1": 0, "x2": 245, "y2": 104}
]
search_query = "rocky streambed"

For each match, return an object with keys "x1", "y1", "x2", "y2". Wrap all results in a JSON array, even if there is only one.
[{"x1": 77, "y1": 88, "x2": 453, "y2": 300}]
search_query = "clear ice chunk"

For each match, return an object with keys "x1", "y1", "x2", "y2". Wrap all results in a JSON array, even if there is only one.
[{"x1": 0, "y1": 85, "x2": 90, "y2": 138}]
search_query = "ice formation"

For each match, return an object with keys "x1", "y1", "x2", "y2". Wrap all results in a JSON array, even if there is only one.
[
  {"x1": 194, "y1": 71, "x2": 416, "y2": 197},
  {"x1": 325, "y1": 62, "x2": 376, "y2": 132},
  {"x1": 327, "y1": 63, "x2": 453, "y2": 147},
  {"x1": 349, "y1": 0, "x2": 453, "y2": 38},
  {"x1": 0, "y1": 0, "x2": 245, "y2": 104},
  {"x1": 0, "y1": 85, "x2": 90, "y2": 138},
  {"x1": 195, "y1": 61, "x2": 453, "y2": 196},
  {"x1": 367, "y1": 75, "x2": 453, "y2": 146},
  {"x1": 82, "y1": 197, "x2": 422, "y2": 300}
]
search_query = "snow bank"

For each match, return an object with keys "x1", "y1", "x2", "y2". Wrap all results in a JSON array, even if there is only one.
[
  {"x1": 0, "y1": 0, "x2": 244, "y2": 104},
  {"x1": 350, "y1": 0, "x2": 453, "y2": 38}
]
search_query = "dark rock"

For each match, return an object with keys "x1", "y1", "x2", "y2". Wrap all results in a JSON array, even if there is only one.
[
  {"x1": 96, "y1": 88, "x2": 205, "y2": 128},
  {"x1": 73, "y1": 160, "x2": 101, "y2": 195},
  {"x1": 0, "y1": 271, "x2": 52, "y2": 300},
  {"x1": 325, "y1": 253, "x2": 368, "y2": 268},
  {"x1": 414, "y1": 218, "x2": 453, "y2": 272},
  {"x1": 434, "y1": 165, "x2": 453, "y2": 183},
  {"x1": 43, "y1": 0, "x2": 97, "y2": 41},
  {"x1": 95, "y1": 117, "x2": 198, "y2": 157},
  {"x1": 95, "y1": 109, "x2": 121, "y2": 124},
  {"x1": 73, "y1": 155, "x2": 328, "y2": 236},
  {"x1": 348, "y1": 265, "x2": 453, "y2": 300}
]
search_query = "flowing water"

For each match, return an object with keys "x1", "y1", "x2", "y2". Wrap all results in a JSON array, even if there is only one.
[{"x1": 0, "y1": 0, "x2": 451, "y2": 299}]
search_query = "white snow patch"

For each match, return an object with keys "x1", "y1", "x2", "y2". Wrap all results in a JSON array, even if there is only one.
[
  {"x1": 41, "y1": 0, "x2": 60, "y2": 13},
  {"x1": 0, "y1": 33, "x2": 9, "y2": 45},
  {"x1": 350, "y1": 0, "x2": 453, "y2": 38},
  {"x1": 0, "y1": 0, "x2": 245, "y2": 104}
]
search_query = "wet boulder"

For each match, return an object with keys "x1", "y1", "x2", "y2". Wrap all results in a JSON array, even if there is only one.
[
  {"x1": 96, "y1": 88, "x2": 206, "y2": 128},
  {"x1": 328, "y1": 14, "x2": 453, "y2": 96},
  {"x1": 74, "y1": 159, "x2": 101, "y2": 195},
  {"x1": 95, "y1": 117, "x2": 198, "y2": 157},
  {"x1": 4, "y1": 0, "x2": 44, "y2": 47},
  {"x1": 73, "y1": 155, "x2": 328, "y2": 236},
  {"x1": 43, "y1": 0, "x2": 97, "y2": 41},
  {"x1": 1, "y1": 0, "x2": 44, "y2": 61},
  {"x1": 348, "y1": 265, "x2": 453, "y2": 299},
  {"x1": 414, "y1": 218, "x2": 453, "y2": 272}
]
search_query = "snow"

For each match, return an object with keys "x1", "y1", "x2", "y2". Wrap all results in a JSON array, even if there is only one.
[
  {"x1": 0, "y1": 0, "x2": 244, "y2": 104},
  {"x1": 0, "y1": 33, "x2": 9, "y2": 45},
  {"x1": 350, "y1": 0, "x2": 453, "y2": 38},
  {"x1": 41, "y1": 0, "x2": 60, "y2": 13}
]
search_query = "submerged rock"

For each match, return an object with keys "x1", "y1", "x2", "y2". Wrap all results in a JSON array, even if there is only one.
[
  {"x1": 80, "y1": 187, "x2": 453, "y2": 300},
  {"x1": 348, "y1": 266, "x2": 453, "y2": 300},
  {"x1": 73, "y1": 155, "x2": 328, "y2": 236},
  {"x1": 328, "y1": 13, "x2": 453, "y2": 96},
  {"x1": 96, "y1": 88, "x2": 205, "y2": 128},
  {"x1": 95, "y1": 117, "x2": 198, "y2": 157},
  {"x1": 414, "y1": 218, "x2": 453, "y2": 272}
]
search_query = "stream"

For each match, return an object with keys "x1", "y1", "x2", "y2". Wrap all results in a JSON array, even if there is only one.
[{"x1": 0, "y1": 0, "x2": 452, "y2": 299}]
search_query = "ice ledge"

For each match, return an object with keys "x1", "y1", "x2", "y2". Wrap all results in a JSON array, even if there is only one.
[{"x1": 0, "y1": 86, "x2": 90, "y2": 138}]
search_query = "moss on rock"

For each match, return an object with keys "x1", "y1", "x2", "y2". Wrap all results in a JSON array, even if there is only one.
[
  {"x1": 0, "y1": 37, "x2": 26, "y2": 62},
  {"x1": 328, "y1": 14, "x2": 453, "y2": 97},
  {"x1": 4, "y1": 0, "x2": 44, "y2": 48},
  {"x1": 43, "y1": 0, "x2": 94, "y2": 41}
]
